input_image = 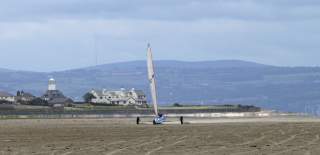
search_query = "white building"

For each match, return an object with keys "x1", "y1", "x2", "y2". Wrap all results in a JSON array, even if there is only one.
[
  {"x1": 0, "y1": 91, "x2": 15, "y2": 102},
  {"x1": 48, "y1": 78, "x2": 56, "y2": 91},
  {"x1": 90, "y1": 88, "x2": 147, "y2": 106}
]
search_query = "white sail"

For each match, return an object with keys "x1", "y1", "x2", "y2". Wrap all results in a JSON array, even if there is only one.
[{"x1": 147, "y1": 44, "x2": 159, "y2": 116}]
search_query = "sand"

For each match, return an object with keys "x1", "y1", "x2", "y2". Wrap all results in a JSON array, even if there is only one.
[{"x1": 1, "y1": 117, "x2": 320, "y2": 155}]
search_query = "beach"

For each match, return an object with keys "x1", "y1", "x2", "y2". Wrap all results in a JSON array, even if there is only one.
[{"x1": 0, "y1": 117, "x2": 320, "y2": 155}]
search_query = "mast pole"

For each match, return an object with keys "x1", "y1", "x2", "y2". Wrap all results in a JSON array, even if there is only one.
[{"x1": 147, "y1": 44, "x2": 159, "y2": 116}]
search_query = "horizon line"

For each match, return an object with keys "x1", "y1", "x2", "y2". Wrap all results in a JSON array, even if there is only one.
[{"x1": 1, "y1": 59, "x2": 319, "y2": 73}]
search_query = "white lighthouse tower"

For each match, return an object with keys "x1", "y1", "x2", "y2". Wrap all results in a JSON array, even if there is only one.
[{"x1": 48, "y1": 78, "x2": 56, "y2": 91}]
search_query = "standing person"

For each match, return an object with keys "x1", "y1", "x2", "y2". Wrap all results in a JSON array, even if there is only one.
[
  {"x1": 136, "y1": 117, "x2": 140, "y2": 125},
  {"x1": 180, "y1": 116, "x2": 184, "y2": 125}
]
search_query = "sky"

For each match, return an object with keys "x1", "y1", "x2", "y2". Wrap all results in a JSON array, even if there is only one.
[{"x1": 0, "y1": 0, "x2": 320, "y2": 72}]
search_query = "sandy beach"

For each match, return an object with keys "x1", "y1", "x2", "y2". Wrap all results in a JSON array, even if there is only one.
[{"x1": 1, "y1": 117, "x2": 320, "y2": 155}]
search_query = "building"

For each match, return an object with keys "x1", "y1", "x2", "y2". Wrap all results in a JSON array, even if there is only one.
[
  {"x1": 89, "y1": 88, "x2": 147, "y2": 107},
  {"x1": 0, "y1": 91, "x2": 15, "y2": 103},
  {"x1": 16, "y1": 90, "x2": 36, "y2": 102},
  {"x1": 48, "y1": 78, "x2": 56, "y2": 91},
  {"x1": 41, "y1": 78, "x2": 73, "y2": 106}
]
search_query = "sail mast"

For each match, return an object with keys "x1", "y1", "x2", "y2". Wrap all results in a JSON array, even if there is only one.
[{"x1": 147, "y1": 44, "x2": 159, "y2": 116}]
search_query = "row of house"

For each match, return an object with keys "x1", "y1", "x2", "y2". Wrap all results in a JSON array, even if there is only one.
[
  {"x1": 0, "y1": 78, "x2": 73, "y2": 107},
  {"x1": 0, "y1": 78, "x2": 148, "y2": 107},
  {"x1": 0, "y1": 90, "x2": 34, "y2": 104},
  {"x1": 0, "y1": 91, "x2": 15, "y2": 103}
]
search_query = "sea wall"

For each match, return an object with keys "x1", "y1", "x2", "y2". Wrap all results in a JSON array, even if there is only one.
[{"x1": 0, "y1": 106, "x2": 265, "y2": 119}]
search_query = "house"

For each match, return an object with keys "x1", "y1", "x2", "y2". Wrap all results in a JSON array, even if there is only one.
[
  {"x1": 89, "y1": 88, "x2": 147, "y2": 107},
  {"x1": 41, "y1": 78, "x2": 73, "y2": 107},
  {"x1": 0, "y1": 91, "x2": 15, "y2": 103},
  {"x1": 16, "y1": 90, "x2": 36, "y2": 102}
]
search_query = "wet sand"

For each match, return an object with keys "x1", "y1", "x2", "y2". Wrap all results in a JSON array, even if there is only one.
[{"x1": 1, "y1": 117, "x2": 320, "y2": 155}]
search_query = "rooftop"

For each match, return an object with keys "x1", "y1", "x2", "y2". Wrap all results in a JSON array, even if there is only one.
[{"x1": 0, "y1": 91, "x2": 14, "y2": 97}]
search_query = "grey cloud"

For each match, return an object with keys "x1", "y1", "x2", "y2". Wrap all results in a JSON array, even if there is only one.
[{"x1": 0, "y1": 0, "x2": 320, "y2": 71}]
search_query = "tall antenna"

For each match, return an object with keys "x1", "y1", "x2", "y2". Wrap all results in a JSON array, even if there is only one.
[
  {"x1": 92, "y1": 35, "x2": 100, "y2": 90},
  {"x1": 93, "y1": 35, "x2": 98, "y2": 66}
]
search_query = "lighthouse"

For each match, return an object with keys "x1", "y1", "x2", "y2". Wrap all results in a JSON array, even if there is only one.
[{"x1": 48, "y1": 78, "x2": 56, "y2": 91}]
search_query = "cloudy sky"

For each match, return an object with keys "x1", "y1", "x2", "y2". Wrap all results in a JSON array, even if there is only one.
[{"x1": 0, "y1": 0, "x2": 320, "y2": 71}]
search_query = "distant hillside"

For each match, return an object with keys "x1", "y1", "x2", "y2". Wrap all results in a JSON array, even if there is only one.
[{"x1": 1, "y1": 60, "x2": 320, "y2": 115}]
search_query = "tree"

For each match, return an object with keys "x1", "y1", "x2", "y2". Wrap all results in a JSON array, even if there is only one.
[{"x1": 83, "y1": 92, "x2": 96, "y2": 103}]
